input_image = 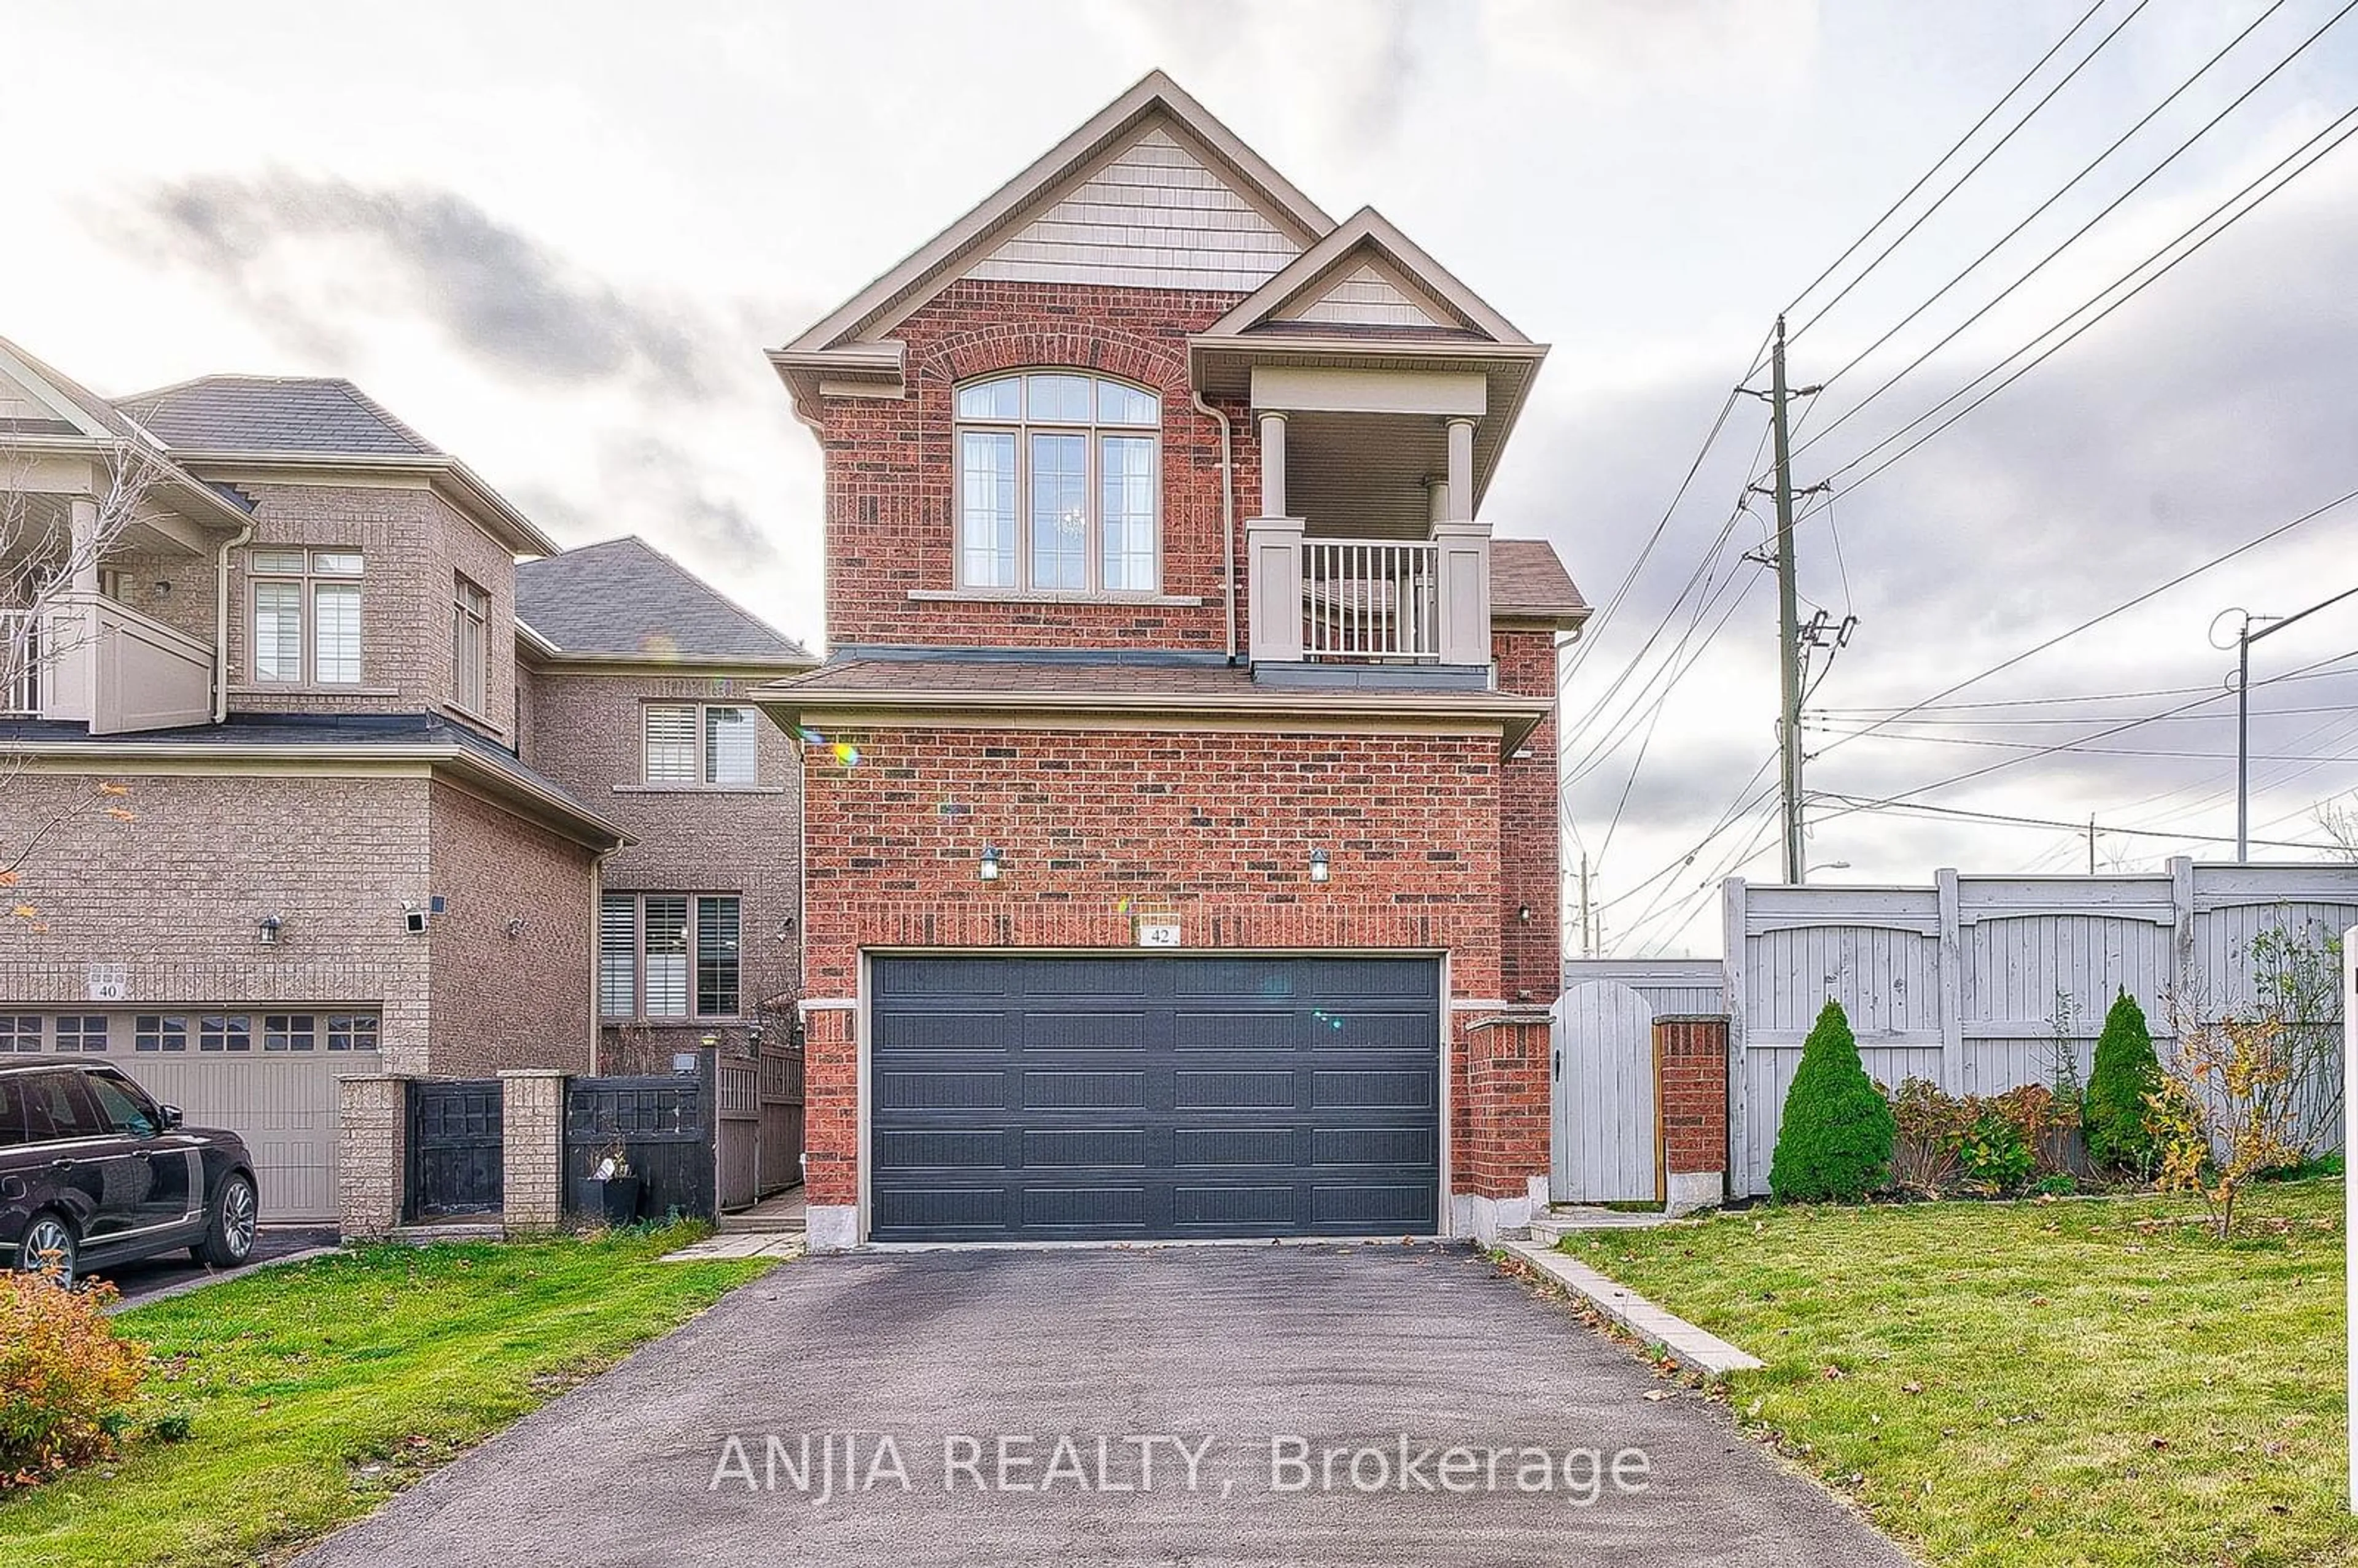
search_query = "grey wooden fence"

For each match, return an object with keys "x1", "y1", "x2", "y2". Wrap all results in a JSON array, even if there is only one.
[{"x1": 1722, "y1": 859, "x2": 2358, "y2": 1196}]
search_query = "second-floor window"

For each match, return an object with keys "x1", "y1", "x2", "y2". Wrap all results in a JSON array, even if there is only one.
[
  {"x1": 644, "y1": 702, "x2": 759, "y2": 786},
  {"x1": 954, "y1": 371, "x2": 1160, "y2": 594},
  {"x1": 599, "y1": 893, "x2": 741, "y2": 1020},
  {"x1": 452, "y1": 574, "x2": 489, "y2": 715},
  {"x1": 251, "y1": 548, "x2": 363, "y2": 685}
]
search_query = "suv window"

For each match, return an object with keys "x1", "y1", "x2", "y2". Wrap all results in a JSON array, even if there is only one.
[
  {"x1": 0, "y1": 1076, "x2": 23, "y2": 1147},
  {"x1": 84, "y1": 1071, "x2": 160, "y2": 1138},
  {"x1": 18, "y1": 1072, "x2": 109, "y2": 1143}
]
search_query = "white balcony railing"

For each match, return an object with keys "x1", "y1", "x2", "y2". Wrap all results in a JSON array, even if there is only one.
[
  {"x1": 2, "y1": 611, "x2": 37, "y2": 716},
  {"x1": 23, "y1": 593, "x2": 214, "y2": 733},
  {"x1": 1247, "y1": 518, "x2": 1492, "y2": 668},
  {"x1": 1302, "y1": 538, "x2": 1440, "y2": 661}
]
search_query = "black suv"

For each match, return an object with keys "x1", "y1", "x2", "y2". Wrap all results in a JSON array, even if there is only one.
[{"x1": 0, "y1": 1058, "x2": 260, "y2": 1287}]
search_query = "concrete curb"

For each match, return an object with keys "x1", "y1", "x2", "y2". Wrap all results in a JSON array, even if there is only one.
[
  {"x1": 1500, "y1": 1238, "x2": 1764, "y2": 1376},
  {"x1": 105, "y1": 1245, "x2": 343, "y2": 1314}
]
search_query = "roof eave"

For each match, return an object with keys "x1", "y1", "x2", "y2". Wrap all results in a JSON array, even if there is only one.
[{"x1": 164, "y1": 451, "x2": 560, "y2": 557}]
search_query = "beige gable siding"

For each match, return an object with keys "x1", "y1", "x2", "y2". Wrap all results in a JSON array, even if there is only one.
[
  {"x1": 965, "y1": 126, "x2": 1302, "y2": 291},
  {"x1": 1291, "y1": 262, "x2": 1450, "y2": 328}
]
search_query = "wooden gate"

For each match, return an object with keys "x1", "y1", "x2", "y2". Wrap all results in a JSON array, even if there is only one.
[
  {"x1": 565, "y1": 1060, "x2": 717, "y2": 1222},
  {"x1": 717, "y1": 1039, "x2": 807, "y2": 1211},
  {"x1": 407, "y1": 1079, "x2": 504, "y2": 1219},
  {"x1": 1551, "y1": 981, "x2": 1660, "y2": 1203}
]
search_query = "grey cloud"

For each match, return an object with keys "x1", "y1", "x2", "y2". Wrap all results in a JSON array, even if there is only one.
[
  {"x1": 521, "y1": 433, "x2": 784, "y2": 576},
  {"x1": 103, "y1": 172, "x2": 726, "y2": 400}
]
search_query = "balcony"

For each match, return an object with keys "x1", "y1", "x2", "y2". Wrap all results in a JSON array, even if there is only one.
[
  {"x1": 1246, "y1": 523, "x2": 1490, "y2": 680},
  {"x1": 7, "y1": 592, "x2": 215, "y2": 733}
]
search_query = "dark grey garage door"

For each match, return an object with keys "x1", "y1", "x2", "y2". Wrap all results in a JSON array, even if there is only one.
[{"x1": 870, "y1": 954, "x2": 1441, "y2": 1242}]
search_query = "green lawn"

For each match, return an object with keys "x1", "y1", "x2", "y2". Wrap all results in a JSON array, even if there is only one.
[
  {"x1": 1570, "y1": 1180, "x2": 2351, "y2": 1567},
  {"x1": 0, "y1": 1227, "x2": 772, "y2": 1568}
]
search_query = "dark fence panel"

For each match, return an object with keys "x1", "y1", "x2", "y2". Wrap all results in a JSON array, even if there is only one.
[
  {"x1": 758, "y1": 1042, "x2": 806, "y2": 1197},
  {"x1": 564, "y1": 1052, "x2": 717, "y2": 1222},
  {"x1": 407, "y1": 1079, "x2": 504, "y2": 1220}
]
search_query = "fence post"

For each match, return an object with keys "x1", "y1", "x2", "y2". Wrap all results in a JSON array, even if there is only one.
[
  {"x1": 336, "y1": 1075, "x2": 408, "y2": 1242},
  {"x1": 500, "y1": 1070, "x2": 569, "y2": 1233},
  {"x1": 1655, "y1": 1015, "x2": 1729, "y2": 1216},
  {"x1": 1721, "y1": 877, "x2": 1749, "y2": 1197},
  {"x1": 2343, "y1": 923, "x2": 2354, "y2": 1516},
  {"x1": 1936, "y1": 868, "x2": 1966, "y2": 1095}
]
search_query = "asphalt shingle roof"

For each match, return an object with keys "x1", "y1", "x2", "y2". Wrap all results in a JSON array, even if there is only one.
[
  {"x1": 1492, "y1": 539, "x2": 1589, "y2": 618},
  {"x1": 115, "y1": 376, "x2": 442, "y2": 457},
  {"x1": 515, "y1": 537, "x2": 811, "y2": 663}
]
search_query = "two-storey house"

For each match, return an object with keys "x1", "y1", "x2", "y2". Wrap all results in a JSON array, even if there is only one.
[
  {"x1": 0, "y1": 342, "x2": 812, "y2": 1221},
  {"x1": 761, "y1": 73, "x2": 1588, "y2": 1250}
]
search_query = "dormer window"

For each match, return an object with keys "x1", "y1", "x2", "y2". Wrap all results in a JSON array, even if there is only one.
[{"x1": 954, "y1": 372, "x2": 1160, "y2": 594}]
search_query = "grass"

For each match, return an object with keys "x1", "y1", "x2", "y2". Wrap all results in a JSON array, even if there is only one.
[
  {"x1": 0, "y1": 1225, "x2": 772, "y2": 1568},
  {"x1": 1570, "y1": 1180, "x2": 2351, "y2": 1567}
]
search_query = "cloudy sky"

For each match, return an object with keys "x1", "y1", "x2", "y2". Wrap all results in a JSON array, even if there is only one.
[{"x1": 8, "y1": 1, "x2": 2356, "y2": 952}]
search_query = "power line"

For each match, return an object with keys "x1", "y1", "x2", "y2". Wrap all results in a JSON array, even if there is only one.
[
  {"x1": 1796, "y1": 0, "x2": 2357, "y2": 459},
  {"x1": 1810, "y1": 793, "x2": 2337, "y2": 853},
  {"x1": 1803, "y1": 724, "x2": 2358, "y2": 764},
  {"x1": 1794, "y1": 99, "x2": 2358, "y2": 513},
  {"x1": 1788, "y1": 0, "x2": 2130, "y2": 335},
  {"x1": 1814, "y1": 654, "x2": 2358, "y2": 715},
  {"x1": 1808, "y1": 700, "x2": 2357, "y2": 729}
]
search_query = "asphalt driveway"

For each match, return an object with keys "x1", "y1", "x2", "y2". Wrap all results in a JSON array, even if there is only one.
[{"x1": 300, "y1": 1244, "x2": 1905, "y2": 1567}]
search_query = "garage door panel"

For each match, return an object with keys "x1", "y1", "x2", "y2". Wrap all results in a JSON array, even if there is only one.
[
  {"x1": 1172, "y1": 1068, "x2": 1294, "y2": 1111},
  {"x1": 877, "y1": 1069, "x2": 1006, "y2": 1109},
  {"x1": 1021, "y1": 1009, "x2": 1147, "y2": 1050},
  {"x1": 1311, "y1": 1069, "x2": 1435, "y2": 1109},
  {"x1": 868, "y1": 955, "x2": 1438, "y2": 1242},
  {"x1": 1021, "y1": 1128, "x2": 1148, "y2": 1168},
  {"x1": 1021, "y1": 1069, "x2": 1147, "y2": 1109},
  {"x1": 123, "y1": 1050, "x2": 376, "y2": 1224}
]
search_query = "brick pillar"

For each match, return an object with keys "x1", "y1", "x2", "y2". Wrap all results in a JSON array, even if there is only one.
[
  {"x1": 1453, "y1": 1011, "x2": 1552, "y2": 1241},
  {"x1": 801, "y1": 1003, "x2": 859, "y2": 1251},
  {"x1": 1656, "y1": 1015, "x2": 1730, "y2": 1216},
  {"x1": 337, "y1": 1075, "x2": 408, "y2": 1241},
  {"x1": 500, "y1": 1070, "x2": 568, "y2": 1233}
]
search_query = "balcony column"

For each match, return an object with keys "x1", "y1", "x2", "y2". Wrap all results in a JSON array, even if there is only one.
[
  {"x1": 68, "y1": 497, "x2": 101, "y2": 592},
  {"x1": 1425, "y1": 475, "x2": 1448, "y2": 529},
  {"x1": 1258, "y1": 411, "x2": 1288, "y2": 521},
  {"x1": 1432, "y1": 417, "x2": 1490, "y2": 667},
  {"x1": 1244, "y1": 514, "x2": 1305, "y2": 664}
]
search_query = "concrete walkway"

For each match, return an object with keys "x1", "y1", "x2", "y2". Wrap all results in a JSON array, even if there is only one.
[{"x1": 299, "y1": 1244, "x2": 1902, "y2": 1567}]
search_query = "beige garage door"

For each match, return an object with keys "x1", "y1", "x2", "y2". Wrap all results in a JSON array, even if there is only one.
[{"x1": 120, "y1": 1047, "x2": 380, "y2": 1225}]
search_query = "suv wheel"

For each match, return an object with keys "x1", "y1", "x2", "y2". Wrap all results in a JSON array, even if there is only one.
[
  {"x1": 17, "y1": 1212, "x2": 78, "y2": 1287},
  {"x1": 194, "y1": 1173, "x2": 257, "y2": 1268}
]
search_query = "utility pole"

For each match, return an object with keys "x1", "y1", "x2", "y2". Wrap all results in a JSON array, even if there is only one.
[
  {"x1": 1578, "y1": 854, "x2": 1593, "y2": 958},
  {"x1": 1770, "y1": 316, "x2": 1807, "y2": 886},
  {"x1": 2220, "y1": 582, "x2": 2358, "y2": 861},
  {"x1": 2088, "y1": 813, "x2": 2097, "y2": 876}
]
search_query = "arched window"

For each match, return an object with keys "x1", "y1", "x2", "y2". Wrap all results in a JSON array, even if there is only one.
[{"x1": 954, "y1": 371, "x2": 1161, "y2": 592}]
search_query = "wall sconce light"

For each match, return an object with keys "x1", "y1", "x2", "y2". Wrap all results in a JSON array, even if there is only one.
[
  {"x1": 979, "y1": 845, "x2": 1002, "y2": 882},
  {"x1": 1309, "y1": 848, "x2": 1331, "y2": 883},
  {"x1": 256, "y1": 913, "x2": 283, "y2": 947},
  {"x1": 1517, "y1": 904, "x2": 1532, "y2": 924}
]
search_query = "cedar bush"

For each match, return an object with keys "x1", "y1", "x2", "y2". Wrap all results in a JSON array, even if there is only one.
[
  {"x1": 0, "y1": 1268, "x2": 148, "y2": 1486},
  {"x1": 2084, "y1": 989, "x2": 2161, "y2": 1174},
  {"x1": 1769, "y1": 998, "x2": 1896, "y2": 1202}
]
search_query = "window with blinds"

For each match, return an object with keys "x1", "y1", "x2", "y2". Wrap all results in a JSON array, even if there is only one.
[
  {"x1": 250, "y1": 548, "x2": 364, "y2": 685},
  {"x1": 597, "y1": 892, "x2": 742, "y2": 1021},
  {"x1": 452, "y1": 575, "x2": 490, "y2": 714},
  {"x1": 643, "y1": 703, "x2": 759, "y2": 786}
]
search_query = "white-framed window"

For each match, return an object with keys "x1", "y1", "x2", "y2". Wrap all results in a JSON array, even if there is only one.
[
  {"x1": 55, "y1": 1016, "x2": 107, "y2": 1054},
  {"x1": 134, "y1": 1015, "x2": 189, "y2": 1053},
  {"x1": 326, "y1": 1015, "x2": 379, "y2": 1052},
  {"x1": 598, "y1": 893, "x2": 741, "y2": 1020},
  {"x1": 251, "y1": 548, "x2": 364, "y2": 685},
  {"x1": 642, "y1": 702, "x2": 760, "y2": 786},
  {"x1": 954, "y1": 371, "x2": 1161, "y2": 593},
  {"x1": 198, "y1": 1015, "x2": 252, "y2": 1053},
  {"x1": 264, "y1": 1014, "x2": 317, "y2": 1052},
  {"x1": 452, "y1": 574, "x2": 489, "y2": 715},
  {"x1": 0, "y1": 1015, "x2": 40, "y2": 1052}
]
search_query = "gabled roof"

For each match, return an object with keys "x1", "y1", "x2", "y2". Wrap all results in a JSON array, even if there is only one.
[
  {"x1": 1202, "y1": 208, "x2": 1535, "y2": 345},
  {"x1": 769, "y1": 71, "x2": 1336, "y2": 422},
  {"x1": 118, "y1": 375, "x2": 442, "y2": 457},
  {"x1": 0, "y1": 336, "x2": 257, "y2": 535},
  {"x1": 514, "y1": 537, "x2": 814, "y2": 669},
  {"x1": 1492, "y1": 540, "x2": 1590, "y2": 627}
]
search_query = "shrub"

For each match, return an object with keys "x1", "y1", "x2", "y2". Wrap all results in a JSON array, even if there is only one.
[
  {"x1": 1888, "y1": 1077, "x2": 1970, "y2": 1192},
  {"x1": 0, "y1": 1269, "x2": 147, "y2": 1485},
  {"x1": 1769, "y1": 999, "x2": 1896, "y2": 1202},
  {"x1": 1994, "y1": 1082, "x2": 2081, "y2": 1178},
  {"x1": 2084, "y1": 990, "x2": 2160, "y2": 1174},
  {"x1": 1957, "y1": 1109, "x2": 2035, "y2": 1195}
]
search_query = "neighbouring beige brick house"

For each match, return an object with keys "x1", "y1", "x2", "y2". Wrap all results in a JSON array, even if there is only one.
[{"x1": 0, "y1": 339, "x2": 814, "y2": 1221}]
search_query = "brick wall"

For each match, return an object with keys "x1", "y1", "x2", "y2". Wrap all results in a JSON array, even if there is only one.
[
  {"x1": 222, "y1": 482, "x2": 519, "y2": 745},
  {"x1": 1493, "y1": 626, "x2": 1562, "y2": 1004},
  {"x1": 796, "y1": 723, "x2": 1522, "y2": 1206},
  {"x1": 520, "y1": 669, "x2": 805, "y2": 1066},
  {"x1": 1657, "y1": 1015, "x2": 1730, "y2": 1179},
  {"x1": 817, "y1": 279, "x2": 1262, "y2": 652},
  {"x1": 426, "y1": 780, "x2": 596, "y2": 1074},
  {"x1": 0, "y1": 769, "x2": 435, "y2": 1069}
]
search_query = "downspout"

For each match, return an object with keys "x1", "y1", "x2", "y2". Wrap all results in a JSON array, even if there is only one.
[
  {"x1": 1191, "y1": 388, "x2": 1237, "y2": 662},
  {"x1": 211, "y1": 513, "x2": 255, "y2": 723}
]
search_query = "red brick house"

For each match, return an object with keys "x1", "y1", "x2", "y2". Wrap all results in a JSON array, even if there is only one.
[{"x1": 760, "y1": 72, "x2": 1587, "y2": 1249}]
